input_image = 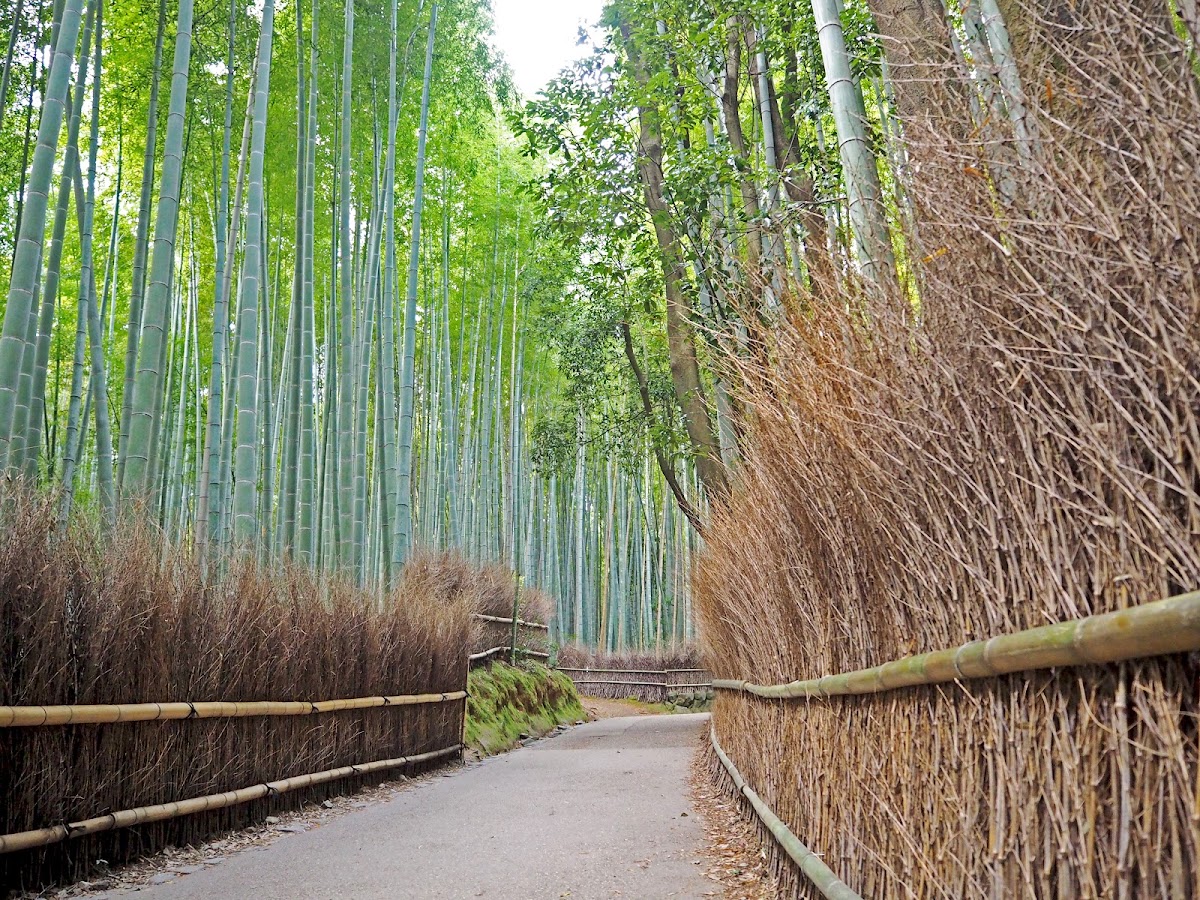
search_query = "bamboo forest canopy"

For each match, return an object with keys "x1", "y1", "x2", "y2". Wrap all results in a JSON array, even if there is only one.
[{"x1": 0, "y1": 0, "x2": 710, "y2": 650}]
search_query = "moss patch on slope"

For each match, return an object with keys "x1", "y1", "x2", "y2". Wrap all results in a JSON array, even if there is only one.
[{"x1": 466, "y1": 662, "x2": 585, "y2": 755}]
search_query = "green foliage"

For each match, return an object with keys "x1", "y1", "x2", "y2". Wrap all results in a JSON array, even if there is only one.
[{"x1": 465, "y1": 662, "x2": 584, "y2": 755}]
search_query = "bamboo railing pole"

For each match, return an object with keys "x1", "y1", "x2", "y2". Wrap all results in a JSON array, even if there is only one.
[
  {"x1": 556, "y1": 667, "x2": 710, "y2": 677},
  {"x1": 0, "y1": 691, "x2": 467, "y2": 727},
  {"x1": 467, "y1": 646, "x2": 551, "y2": 664},
  {"x1": 0, "y1": 744, "x2": 462, "y2": 854},
  {"x1": 472, "y1": 613, "x2": 549, "y2": 631},
  {"x1": 713, "y1": 590, "x2": 1200, "y2": 699},
  {"x1": 565, "y1": 679, "x2": 712, "y2": 689},
  {"x1": 711, "y1": 728, "x2": 862, "y2": 900}
]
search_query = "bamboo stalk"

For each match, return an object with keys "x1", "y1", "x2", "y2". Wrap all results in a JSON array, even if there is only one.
[
  {"x1": 472, "y1": 613, "x2": 548, "y2": 630},
  {"x1": 0, "y1": 691, "x2": 467, "y2": 727},
  {"x1": 0, "y1": 744, "x2": 461, "y2": 854},
  {"x1": 713, "y1": 590, "x2": 1200, "y2": 700},
  {"x1": 711, "y1": 727, "x2": 862, "y2": 900}
]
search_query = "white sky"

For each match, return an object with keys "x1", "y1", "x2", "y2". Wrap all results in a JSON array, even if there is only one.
[{"x1": 491, "y1": 0, "x2": 608, "y2": 99}]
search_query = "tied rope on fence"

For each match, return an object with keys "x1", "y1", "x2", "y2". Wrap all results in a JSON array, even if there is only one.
[{"x1": 709, "y1": 589, "x2": 1200, "y2": 899}]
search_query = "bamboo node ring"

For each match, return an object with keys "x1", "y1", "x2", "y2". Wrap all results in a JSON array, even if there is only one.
[{"x1": 951, "y1": 645, "x2": 969, "y2": 680}]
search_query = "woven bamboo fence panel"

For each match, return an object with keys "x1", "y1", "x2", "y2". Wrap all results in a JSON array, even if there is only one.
[
  {"x1": 557, "y1": 666, "x2": 713, "y2": 703},
  {"x1": 707, "y1": 592, "x2": 1200, "y2": 898},
  {"x1": 0, "y1": 515, "x2": 477, "y2": 892}
]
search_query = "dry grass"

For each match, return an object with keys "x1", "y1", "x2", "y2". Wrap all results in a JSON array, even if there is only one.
[
  {"x1": 696, "y1": 2, "x2": 1200, "y2": 896},
  {"x1": 464, "y1": 562, "x2": 553, "y2": 656},
  {"x1": 0, "y1": 499, "x2": 480, "y2": 893}
]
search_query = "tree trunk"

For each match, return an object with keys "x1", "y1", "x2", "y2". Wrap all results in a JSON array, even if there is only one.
[{"x1": 618, "y1": 12, "x2": 729, "y2": 506}]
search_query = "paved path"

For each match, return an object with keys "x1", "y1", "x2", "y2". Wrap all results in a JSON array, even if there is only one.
[{"x1": 128, "y1": 713, "x2": 713, "y2": 900}]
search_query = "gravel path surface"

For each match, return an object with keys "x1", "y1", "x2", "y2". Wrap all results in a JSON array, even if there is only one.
[{"x1": 121, "y1": 713, "x2": 713, "y2": 899}]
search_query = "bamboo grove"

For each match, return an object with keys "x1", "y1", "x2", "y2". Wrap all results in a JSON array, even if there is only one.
[{"x1": 0, "y1": 0, "x2": 701, "y2": 650}]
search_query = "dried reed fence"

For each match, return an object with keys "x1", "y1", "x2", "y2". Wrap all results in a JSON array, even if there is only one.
[
  {"x1": 467, "y1": 569, "x2": 553, "y2": 661},
  {"x1": 696, "y1": 1, "x2": 1200, "y2": 896},
  {"x1": 555, "y1": 645, "x2": 710, "y2": 702},
  {"x1": 0, "y1": 499, "x2": 482, "y2": 892}
]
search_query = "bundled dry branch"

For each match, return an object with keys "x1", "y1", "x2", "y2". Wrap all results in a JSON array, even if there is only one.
[
  {"x1": 0, "y1": 499, "x2": 475, "y2": 892},
  {"x1": 460, "y1": 563, "x2": 553, "y2": 659},
  {"x1": 696, "y1": 1, "x2": 1200, "y2": 896}
]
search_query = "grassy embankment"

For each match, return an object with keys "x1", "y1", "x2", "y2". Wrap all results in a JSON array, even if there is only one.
[{"x1": 465, "y1": 662, "x2": 584, "y2": 755}]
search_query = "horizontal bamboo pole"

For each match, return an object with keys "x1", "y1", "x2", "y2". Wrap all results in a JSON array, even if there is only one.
[
  {"x1": 711, "y1": 727, "x2": 862, "y2": 900},
  {"x1": 0, "y1": 744, "x2": 462, "y2": 855},
  {"x1": 473, "y1": 613, "x2": 549, "y2": 631},
  {"x1": 468, "y1": 646, "x2": 551, "y2": 663},
  {"x1": 567, "y1": 679, "x2": 712, "y2": 689},
  {"x1": 557, "y1": 667, "x2": 710, "y2": 676},
  {"x1": 713, "y1": 590, "x2": 1200, "y2": 700},
  {"x1": 0, "y1": 691, "x2": 467, "y2": 728}
]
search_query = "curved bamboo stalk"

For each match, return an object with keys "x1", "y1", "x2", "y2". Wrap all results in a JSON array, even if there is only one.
[
  {"x1": 711, "y1": 727, "x2": 862, "y2": 900},
  {"x1": 714, "y1": 590, "x2": 1200, "y2": 699},
  {"x1": 0, "y1": 744, "x2": 461, "y2": 854},
  {"x1": 0, "y1": 690, "x2": 467, "y2": 727}
]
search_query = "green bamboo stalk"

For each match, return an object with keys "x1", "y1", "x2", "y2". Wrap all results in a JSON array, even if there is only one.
[
  {"x1": 0, "y1": 0, "x2": 84, "y2": 473},
  {"x1": 81, "y1": 5, "x2": 114, "y2": 525},
  {"x1": 279, "y1": 0, "x2": 306, "y2": 554},
  {"x1": 396, "y1": 1, "x2": 438, "y2": 564},
  {"x1": 297, "y1": 0, "x2": 319, "y2": 563},
  {"x1": 977, "y1": 0, "x2": 1036, "y2": 160},
  {"x1": 231, "y1": 0, "x2": 276, "y2": 546},
  {"x1": 123, "y1": 0, "x2": 198, "y2": 502},
  {"x1": 810, "y1": 0, "x2": 896, "y2": 284},
  {"x1": 23, "y1": 0, "x2": 94, "y2": 482},
  {"x1": 115, "y1": 0, "x2": 166, "y2": 493},
  {"x1": 333, "y1": 0, "x2": 355, "y2": 568},
  {"x1": 375, "y1": 0, "x2": 401, "y2": 578},
  {"x1": 197, "y1": 0, "x2": 238, "y2": 558}
]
